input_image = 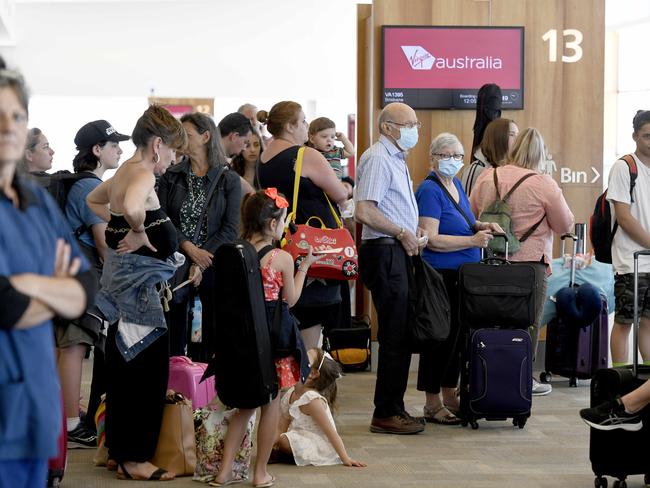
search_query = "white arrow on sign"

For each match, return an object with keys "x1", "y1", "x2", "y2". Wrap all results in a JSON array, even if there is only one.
[{"x1": 591, "y1": 166, "x2": 600, "y2": 184}]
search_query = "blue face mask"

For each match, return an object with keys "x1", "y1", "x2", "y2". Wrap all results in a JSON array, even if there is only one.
[
  {"x1": 396, "y1": 126, "x2": 419, "y2": 150},
  {"x1": 438, "y1": 158, "x2": 463, "y2": 177}
]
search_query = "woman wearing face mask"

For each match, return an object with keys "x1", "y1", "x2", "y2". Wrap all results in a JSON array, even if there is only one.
[{"x1": 414, "y1": 132, "x2": 502, "y2": 425}]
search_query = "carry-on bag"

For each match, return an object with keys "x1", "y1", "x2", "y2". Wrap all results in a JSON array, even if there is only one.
[
  {"x1": 324, "y1": 316, "x2": 371, "y2": 371},
  {"x1": 205, "y1": 240, "x2": 278, "y2": 409},
  {"x1": 589, "y1": 250, "x2": 650, "y2": 488},
  {"x1": 543, "y1": 233, "x2": 608, "y2": 386},
  {"x1": 47, "y1": 394, "x2": 67, "y2": 487},
  {"x1": 460, "y1": 327, "x2": 532, "y2": 429},
  {"x1": 168, "y1": 356, "x2": 216, "y2": 409},
  {"x1": 459, "y1": 235, "x2": 539, "y2": 329}
]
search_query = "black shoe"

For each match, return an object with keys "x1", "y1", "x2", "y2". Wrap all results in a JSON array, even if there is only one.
[
  {"x1": 67, "y1": 423, "x2": 97, "y2": 449},
  {"x1": 579, "y1": 397, "x2": 643, "y2": 432}
]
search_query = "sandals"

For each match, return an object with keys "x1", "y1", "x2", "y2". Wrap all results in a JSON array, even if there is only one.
[
  {"x1": 423, "y1": 405, "x2": 462, "y2": 425},
  {"x1": 253, "y1": 475, "x2": 277, "y2": 488},
  {"x1": 116, "y1": 462, "x2": 174, "y2": 481},
  {"x1": 209, "y1": 480, "x2": 242, "y2": 487}
]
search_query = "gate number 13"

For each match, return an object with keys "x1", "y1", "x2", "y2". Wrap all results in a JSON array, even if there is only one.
[{"x1": 542, "y1": 29, "x2": 583, "y2": 63}]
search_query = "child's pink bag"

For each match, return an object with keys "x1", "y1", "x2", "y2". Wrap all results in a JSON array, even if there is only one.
[{"x1": 167, "y1": 356, "x2": 215, "y2": 409}]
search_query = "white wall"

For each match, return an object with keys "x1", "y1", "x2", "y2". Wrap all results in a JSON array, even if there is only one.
[{"x1": 0, "y1": 0, "x2": 367, "y2": 172}]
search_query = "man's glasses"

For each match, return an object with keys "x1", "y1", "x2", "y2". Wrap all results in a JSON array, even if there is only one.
[
  {"x1": 432, "y1": 153, "x2": 464, "y2": 161},
  {"x1": 386, "y1": 121, "x2": 422, "y2": 130}
]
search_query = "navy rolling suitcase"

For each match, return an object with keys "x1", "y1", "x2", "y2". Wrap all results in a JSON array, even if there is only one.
[
  {"x1": 460, "y1": 327, "x2": 532, "y2": 429},
  {"x1": 589, "y1": 250, "x2": 650, "y2": 488},
  {"x1": 543, "y1": 233, "x2": 609, "y2": 386}
]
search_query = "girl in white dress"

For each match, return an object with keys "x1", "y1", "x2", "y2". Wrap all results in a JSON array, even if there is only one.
[{"x1": 276, "y1": 349, "x2": 366, "y2": 467}]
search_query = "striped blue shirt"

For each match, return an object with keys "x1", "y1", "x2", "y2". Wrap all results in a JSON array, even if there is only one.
[{"x1": 355, "y1": 135, "x2": 419, "y2": 240}]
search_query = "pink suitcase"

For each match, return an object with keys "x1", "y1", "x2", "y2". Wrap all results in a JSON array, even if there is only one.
[{"x1": 167, "y1": 356, "x2": 216, "y2": 409}]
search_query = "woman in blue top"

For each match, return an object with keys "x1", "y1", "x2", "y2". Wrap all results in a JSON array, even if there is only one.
[{"x1": 415, "y1": 132, "x2": 502, "y2": 425}]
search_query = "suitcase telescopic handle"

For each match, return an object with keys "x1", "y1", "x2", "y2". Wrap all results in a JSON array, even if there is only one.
[
  {"x1": 633, "y1": 250, "x2": 650, "y2": 376},
  {"x1": 561, "y1": 233, "x2": 579, "y2": 286},
  {"x1": 481, "y1": 232, "x2": 509, "y2": 261}
]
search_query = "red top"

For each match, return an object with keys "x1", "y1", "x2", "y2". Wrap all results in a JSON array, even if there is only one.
[{"x1": 261, "y1": 248, "x2": 284, "y2": 301}]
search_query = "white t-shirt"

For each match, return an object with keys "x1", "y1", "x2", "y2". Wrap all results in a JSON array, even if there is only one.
[{"x1": 607, "y1": 153, "x2": 650, "y2": 274}]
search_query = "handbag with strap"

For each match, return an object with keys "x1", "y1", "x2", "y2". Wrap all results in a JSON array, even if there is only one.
[
  {"x1": 151, "y1": 391, "x2": 197, "y2": 476},
  {"x1": 282, "y1": 147, "x2": 358, "y2": 280},
  {"x1": 170, "y1": 165, "x2": 227, "y2": 303}
]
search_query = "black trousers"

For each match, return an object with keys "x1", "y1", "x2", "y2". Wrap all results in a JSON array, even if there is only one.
[
  {"x1": 359, "y1": 241, "x2": 411, "y2": 419},
  {"x1": 105, "y1": 322, "x2": 169, "y2": 463},
  {"x1": 417, "y1": 267, "x2": 462, "y2": 394}
]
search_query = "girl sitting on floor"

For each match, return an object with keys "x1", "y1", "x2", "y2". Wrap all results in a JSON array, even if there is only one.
[{"x1": 275, "y1": 349, "x2": 366, "y2": 468}]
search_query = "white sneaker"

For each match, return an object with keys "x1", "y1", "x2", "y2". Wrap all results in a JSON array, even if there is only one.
[{"x1": 532, "y1": 379, "x2": 552, "y2": 396}]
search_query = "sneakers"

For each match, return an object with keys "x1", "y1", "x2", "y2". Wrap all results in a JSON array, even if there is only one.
[
  {"x1": 67, "y1": 422, "x2": 98, "y2": 449},
  {"x1": 532, "y1": 379, "x2": 552, "y2": 396},
  {"x1": 580, "y1": 397, "x2": 643, "y2": 432},
  {"x1": 370, "y1": 414, "x2": 425, "y2": 434}
]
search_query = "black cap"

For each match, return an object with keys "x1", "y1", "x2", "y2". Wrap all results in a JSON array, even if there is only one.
[{"x1": 74, "y1": 120, "x2": 130, "y2": 149}]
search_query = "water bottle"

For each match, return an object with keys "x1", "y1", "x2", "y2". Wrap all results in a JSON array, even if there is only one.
[{"x1": 190, "y1": 296, "x2": 202, "y2": 343}]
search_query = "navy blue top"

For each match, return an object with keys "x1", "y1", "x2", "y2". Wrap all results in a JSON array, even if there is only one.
[
  {"x1": 415, "y1": 172, "x2": 480, "y2": 270},
  {"x1": 0, "y1": 177, "x2": 88, "y2": 460}
]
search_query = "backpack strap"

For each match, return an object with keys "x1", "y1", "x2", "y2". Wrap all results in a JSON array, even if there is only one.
[
  {"x1": 620, "y1": 154, "x2": 638, "y2": 204},
  {"x1": 257, "y1": 245, "x2": 276, "y2": 261},
  {"x1": 519, "y1": 213, "x2": 546, "y2": 243},
  {"x1": 426, "y1": 175, "x2": 474, "y2": 232},
  {"x1": 502, "y1": 171, "x2": 538, "y2": 202}
]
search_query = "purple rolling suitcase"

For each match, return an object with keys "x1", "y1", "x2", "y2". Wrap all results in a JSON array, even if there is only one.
[
  {"x1": 460, "y1": 327, "x2": 532, "y2": 429},
  {"x1": 542, "y1": 233, "x2": 609, "y2": 386}
]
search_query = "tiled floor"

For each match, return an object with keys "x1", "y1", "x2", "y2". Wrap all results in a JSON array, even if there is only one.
[{"x1": 62, "y1": 364, "x2": 645, "y2": 488}]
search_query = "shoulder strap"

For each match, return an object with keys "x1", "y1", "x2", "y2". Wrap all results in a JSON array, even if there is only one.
[
  {"x1": 519, "y1": 213, "x2": 546, "y2": 243},
  {"x1": 492, "y1": 167, "x2": 502, "y2": 200},
  {"x1": 621, "y1": 154, "x2": 638, "y2": 204},
  {"x1": 193, "y1": 165, "x2": 226, "y2": 242},
  {"x1": 289, "y1": 147, "x2": 306, "y2": 224},
  {"x1": 257, "y1": 244, "x2": 275, "y2": 261},
  {"x1": 502, "y1": 171, "x2": 537, "y2": 202},
  {"x1": 323, "y1": 193, "x2": 343, "y2": 229},
  {"x1": 425, "y1": 175, "x2": 473, "y2": 231}
]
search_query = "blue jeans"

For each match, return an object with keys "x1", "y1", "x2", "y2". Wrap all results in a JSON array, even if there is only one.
[{"x1": 0, "y1": 459, "x2": 47, "y2": 488}]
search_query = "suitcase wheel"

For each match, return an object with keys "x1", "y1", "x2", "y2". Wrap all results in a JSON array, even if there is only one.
[
  {"x1": 569, "y1": 377, "x2": 578, "y2": 388},
  {"x1": 470, "y1": 421, "x2": 479, "y2": 430},
  {"x1": 594, "y1": 476, "x2": 607, "y2": 488},
  {"x1": 539, "y1": 371, "x2": 552, "y2": 384},
  {"x1": 644, "y1": 473, "x2": 650, "y2": 486},
  {"x1": 612, "y1": 480, "x2": 626, "y2": 488},
  {"x1": 512, "y1": 416, "x2": 527, "y2": 429}
]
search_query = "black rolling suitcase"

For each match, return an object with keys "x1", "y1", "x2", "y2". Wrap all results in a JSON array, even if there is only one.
[
  {"x1": 205, "y1": 240, "x2": 278, "y2": 409},
  {"x1": 543, "y1": 233, "x2": 608, "y2": 386},
  {"x1": 458, "y1": 236, "x2": 535, "y2": 429},
  {"x1": 589, "y1": 250, "x2": 650, "y2": 488}
]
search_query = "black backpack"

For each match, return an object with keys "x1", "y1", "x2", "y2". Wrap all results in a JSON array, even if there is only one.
[
  {"x1": 589, "y1": 154, "x2": 637, "y2": 263},
  {"x1": 31, "y1": 170, "x2": 101, "y2": 237}
]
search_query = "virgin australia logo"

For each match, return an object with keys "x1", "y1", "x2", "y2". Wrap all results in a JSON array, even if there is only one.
[
  {"x1": 400, "y1": 45, "x2": 503, "y2": 70},
  {"x1": 401, "y1": 46, "x2": 435, "y2": 70}
]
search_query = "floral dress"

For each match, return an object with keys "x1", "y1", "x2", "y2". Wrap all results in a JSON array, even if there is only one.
[
  {"x1": 261, "y1": 248, "x2": 301, "y2": 389},
  {"x1": 180, "y1": 168, "x2": 208, "y2": 246}
]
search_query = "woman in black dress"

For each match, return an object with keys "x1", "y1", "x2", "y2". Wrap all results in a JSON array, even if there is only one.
[{"x1": 257, "y1": 101, "x2": 349, "y2": 349}]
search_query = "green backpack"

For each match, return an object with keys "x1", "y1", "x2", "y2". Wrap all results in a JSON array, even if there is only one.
[{"x1": 479, "y1": 168, "x2": 545, "y2": 255}]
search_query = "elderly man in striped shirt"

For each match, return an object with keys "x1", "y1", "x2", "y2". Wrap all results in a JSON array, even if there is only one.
[{"x1": 355, "y1": 102, "x2": 428, "y2": 435}]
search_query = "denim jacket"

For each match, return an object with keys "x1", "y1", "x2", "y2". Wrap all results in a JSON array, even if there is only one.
[{"x1": 95, "y1": 248, "x2": 177, "y2": 361}]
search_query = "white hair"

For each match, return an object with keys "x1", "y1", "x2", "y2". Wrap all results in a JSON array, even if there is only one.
[{"x1": 429, "y1": 132, "x2": 463, "y2": 156}]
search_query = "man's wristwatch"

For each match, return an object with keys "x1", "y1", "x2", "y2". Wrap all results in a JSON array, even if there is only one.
[{"x1": 395, "y1": 227, "x2": 405, "y2": 241}]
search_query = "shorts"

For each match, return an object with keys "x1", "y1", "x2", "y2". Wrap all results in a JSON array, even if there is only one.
[
  {"x1": 614, "y1": 272, "x2": 650, "y2": 324},
  {"x1": 55, "y1": 320, "x2": 94, "y2": 349},
  {"x1": 291, "y1": 303, "x2": 340, "y2": 330}
]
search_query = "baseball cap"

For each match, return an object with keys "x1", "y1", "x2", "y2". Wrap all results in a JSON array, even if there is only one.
[{"x1": 74, "y1": 120, "x2": 130, "y2": 149}]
